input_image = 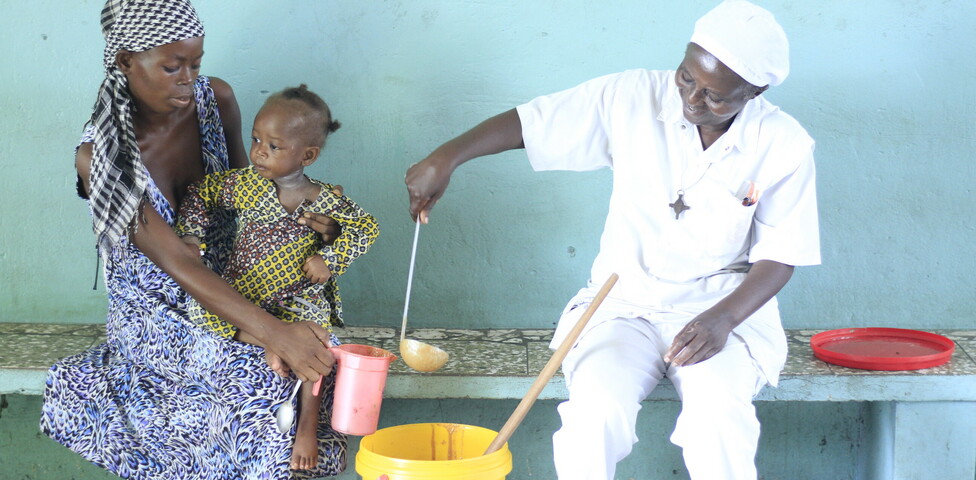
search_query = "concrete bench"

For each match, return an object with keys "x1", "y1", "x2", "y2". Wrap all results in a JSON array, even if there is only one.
[{"x1": 2, "y1": 323, "x2": 975, "y2": 478}]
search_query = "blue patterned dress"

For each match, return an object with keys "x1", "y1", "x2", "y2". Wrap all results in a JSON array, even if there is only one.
[{"x1": 41, "y1": 76, "x2": 347, "y2": 479}]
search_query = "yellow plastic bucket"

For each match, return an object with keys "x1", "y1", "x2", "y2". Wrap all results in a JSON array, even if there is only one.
[{"x1": 356, "y1": 423, "x2": 512, "y2": 480}]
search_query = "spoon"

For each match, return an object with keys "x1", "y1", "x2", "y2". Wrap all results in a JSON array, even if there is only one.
[
  {"x1": 275, "y1": 379, "x2": 302, "y2": 434},
  {"x1": 399, "y1": 218, "x2": 449, "y2": 372}
]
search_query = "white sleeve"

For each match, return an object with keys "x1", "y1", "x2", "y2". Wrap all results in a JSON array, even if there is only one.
[
  {"x1": 515, "y1": 73, "x2": 625, "y2": 172},
  {"x1": 749, "y1": 140, "x2": 821, "y2": 267}
]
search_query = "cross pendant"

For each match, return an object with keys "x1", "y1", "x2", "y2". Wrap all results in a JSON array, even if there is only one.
[{"x1": 669, "y1": 191, "x2": 690, "y2": 219}]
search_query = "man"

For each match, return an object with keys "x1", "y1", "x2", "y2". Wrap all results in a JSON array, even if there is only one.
[{"x1": 406, "y1": 1, "x2": 819, "y2": 478}]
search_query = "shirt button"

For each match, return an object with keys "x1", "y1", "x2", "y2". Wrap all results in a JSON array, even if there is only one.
[{"x1": 680, "y1": 124, "x2": 687, "y2": 129}]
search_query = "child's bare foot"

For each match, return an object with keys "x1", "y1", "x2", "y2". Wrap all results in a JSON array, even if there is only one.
[
  {"x1": 291, "y1": 410, "x2": 319, "y2": 470},
  {"x1": 291, "y1": 380, "x2": 322, "y2": 470}
]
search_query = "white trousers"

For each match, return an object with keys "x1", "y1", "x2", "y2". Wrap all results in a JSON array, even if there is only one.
[{"x1": 552, "y1": 317, "x2": 766, "y2": 480}]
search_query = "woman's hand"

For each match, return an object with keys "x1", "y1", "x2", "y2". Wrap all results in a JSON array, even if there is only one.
[
  {"x1": 266, "y1": 322, "x2": 336, "y2": 382},
  {"x1": 664, "y1": 260, "x2": 794, "y2": 366},
  {"x1": 405, "y1": 154, "x2": 456, "y2": 223},
  {"x1": 664, "y1": 312, "x2": 736, "y2": 366}
]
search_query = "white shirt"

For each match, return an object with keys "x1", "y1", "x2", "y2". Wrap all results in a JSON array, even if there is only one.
[{"x1": 517, "y1": 69, "x2": 820, "y2": 384}]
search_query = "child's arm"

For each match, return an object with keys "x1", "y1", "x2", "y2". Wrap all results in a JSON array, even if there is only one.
[
  {"x1": 305, "y1": 187, "x2": 380, "y2": 282},
  {"x1": 301, "y1": 184, "x2": 348, "y2": 281}
]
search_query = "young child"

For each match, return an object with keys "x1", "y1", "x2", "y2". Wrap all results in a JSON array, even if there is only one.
[{"x1": 175, "y1": 84, "x2": 379, "y2": 470}]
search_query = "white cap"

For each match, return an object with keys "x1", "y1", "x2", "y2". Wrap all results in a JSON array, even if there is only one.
[{"x1": 690, "y1": 0, "x2": 790, "y2": 87}]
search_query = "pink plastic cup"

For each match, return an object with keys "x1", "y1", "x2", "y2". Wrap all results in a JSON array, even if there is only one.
[{"x1": 330, "y1": 344, "x2": 397, "y2": 436}]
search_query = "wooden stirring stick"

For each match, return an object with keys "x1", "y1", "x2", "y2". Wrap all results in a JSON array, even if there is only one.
[{"x1": 483, "y1": 273, "x2": 618, "y2": 455}]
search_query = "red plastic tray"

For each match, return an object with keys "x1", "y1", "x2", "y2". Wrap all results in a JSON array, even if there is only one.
[{"x1": 810, "y1": 328, "x2": 955, "y2": 371}]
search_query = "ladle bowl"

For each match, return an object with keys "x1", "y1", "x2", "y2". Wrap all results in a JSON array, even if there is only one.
[{"x1": 399, "y1": 338, "x2": 449, "y2": 372}]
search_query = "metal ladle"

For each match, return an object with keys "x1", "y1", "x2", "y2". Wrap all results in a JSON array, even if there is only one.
[
  {"x1": 399, "y1": 218, "x2": 449, "y2": 372},
  {"x1": 275, "y1": 379, "x2": 302, "y2": 434}
]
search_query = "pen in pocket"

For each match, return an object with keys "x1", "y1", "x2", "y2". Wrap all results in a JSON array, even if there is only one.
[{"x1": 737, "y1": 180, "x2": 759, "y2": 206}]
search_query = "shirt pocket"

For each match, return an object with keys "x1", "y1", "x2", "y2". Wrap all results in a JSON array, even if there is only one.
[{"x1": 689, "y1": 177, "x2": 759, "y2": 260}]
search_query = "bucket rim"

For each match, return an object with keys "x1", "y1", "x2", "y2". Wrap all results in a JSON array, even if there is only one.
[{"x1": 357, "y1": 422, "x2": 512, "y2": 467}]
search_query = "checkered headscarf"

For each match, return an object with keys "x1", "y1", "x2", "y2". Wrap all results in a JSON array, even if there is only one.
[{"x1": 87, "y1": 0, "x2": 204, "y2": 254}]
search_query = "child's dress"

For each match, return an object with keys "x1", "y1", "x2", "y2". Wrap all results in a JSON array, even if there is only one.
[
  {"x1": 41, "y1": 76, "x2": 350, "y2": 480},
  {"x1": 175, "y1": 166, "x2": 379, "y2": 338}
]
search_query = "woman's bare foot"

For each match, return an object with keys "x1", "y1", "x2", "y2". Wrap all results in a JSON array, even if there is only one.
[{"x1": 291, "y1": 381, "x2": 322, "y2": 470}]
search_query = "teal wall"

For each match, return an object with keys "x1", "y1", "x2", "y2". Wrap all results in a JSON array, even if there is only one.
[
  {"x1": 4, "y1": 0, "x2": 974, "y2": 330},
  {"x1": 1, "y1": 1, "x2": 973, "y2": 479}
]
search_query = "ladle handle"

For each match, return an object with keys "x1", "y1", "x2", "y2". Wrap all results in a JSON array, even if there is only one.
[
  {"x1": 483, "y1": 273, "x2": 618, "y2": 455},
  {"x1": 401, "y1": 218, "x2": 422, "y2": 342}
]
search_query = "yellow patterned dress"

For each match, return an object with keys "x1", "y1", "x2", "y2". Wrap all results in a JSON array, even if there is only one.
[{"x1": 175, "y1": 166, "x2": 379, "y2": 338}]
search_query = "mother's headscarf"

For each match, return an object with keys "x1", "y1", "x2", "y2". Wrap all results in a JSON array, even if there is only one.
[{"x1": 87, "y1": 0, "x2": 204, "y2": 254}]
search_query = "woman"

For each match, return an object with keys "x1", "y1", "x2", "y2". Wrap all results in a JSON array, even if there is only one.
[
  {"x1": 405, "y1": 2, "x2": 818, "y2": 478},
  {"x1": 42, "y1": 1, "x2": 346, "y2": 478}
]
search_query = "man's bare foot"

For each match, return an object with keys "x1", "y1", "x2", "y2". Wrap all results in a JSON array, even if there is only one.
[{"x1": 291, "y1": 410, "x2": 319, "y2": 470}]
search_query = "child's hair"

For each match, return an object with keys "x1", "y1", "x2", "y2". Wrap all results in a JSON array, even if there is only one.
[{"x1": 266, "y1": 84, "x2": 341, "y2": 148}]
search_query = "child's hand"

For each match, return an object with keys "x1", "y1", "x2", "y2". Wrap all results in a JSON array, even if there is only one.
[
  {"x1": 303, "y1": 255, "x2": 332, "y2": 284},
  {"x1": 265, "y1": 350, "x2": 291, "y2": 377}
]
